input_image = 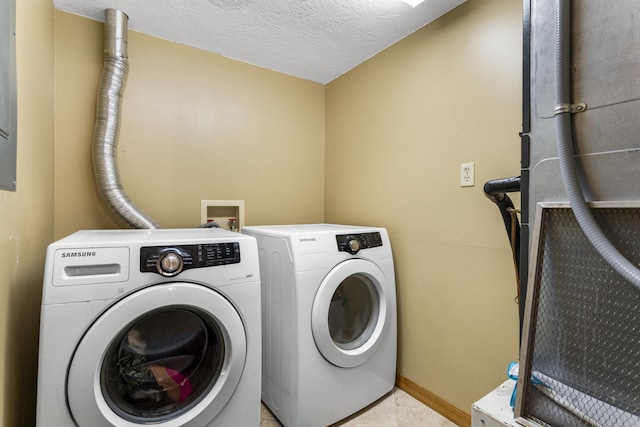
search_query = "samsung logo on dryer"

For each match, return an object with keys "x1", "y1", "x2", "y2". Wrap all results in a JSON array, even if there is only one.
[
  {"x1": 299, "y1": 238, "x2": 316, "y2": 242},
  {"x1": 61, "y1": 251, "x2": 97, "y2": 258}
]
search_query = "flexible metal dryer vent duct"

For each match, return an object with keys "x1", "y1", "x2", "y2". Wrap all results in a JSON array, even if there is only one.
[{"x1": 92, "y1": 9, "x2": 158, "y2": 229}]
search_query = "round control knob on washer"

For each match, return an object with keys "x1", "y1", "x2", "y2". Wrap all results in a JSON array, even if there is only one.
[
  {"x1": 158, "y1": 251, "x2": 184, "y2": 276},
  {"x1": 347, "y1": 239, "x2": 361, "y2": 254}
]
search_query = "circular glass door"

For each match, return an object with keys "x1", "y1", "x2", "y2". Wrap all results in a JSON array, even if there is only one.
[
  {"x1": 311, "y1": 259, "x2": 390, "y2": 368},
  {"x1": 101, "y1": 308, "x2": 224, "y2": 421},
  {"x1": 67, "y1": 283, "x2": 247, "y2": 427}
]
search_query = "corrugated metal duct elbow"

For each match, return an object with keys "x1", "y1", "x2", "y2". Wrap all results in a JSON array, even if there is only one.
[{"x1": 91, "y1": 9, "x2": 159, "y2": 229}]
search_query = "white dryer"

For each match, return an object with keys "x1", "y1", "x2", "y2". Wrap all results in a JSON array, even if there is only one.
[
  {"x1": 36, "y1": 228, "x2": 261, "y2": 427},
  {"x1": 242, "y1": 224, "x2": 397, "y2": 427}
]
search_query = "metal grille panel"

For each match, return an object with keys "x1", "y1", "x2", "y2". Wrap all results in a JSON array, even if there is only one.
[{"x1": 518, "y1": 206, "x2": 640, "y2": 427}]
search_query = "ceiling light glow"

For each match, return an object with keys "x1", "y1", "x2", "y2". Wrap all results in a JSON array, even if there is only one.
[{"x1": 401, "y1": 0, "x2": 425, "y2": 7}]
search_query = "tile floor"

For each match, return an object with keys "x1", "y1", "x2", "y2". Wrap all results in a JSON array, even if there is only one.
[{"x1": 260, "y1": 388, "x2": 460, "y2": 427}]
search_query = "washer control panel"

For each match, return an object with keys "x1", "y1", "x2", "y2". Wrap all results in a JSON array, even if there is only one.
[
  {"x1": 140, "y1": 242, "x2": 241, "y2": 276},
  {"x1": 336, "y1": 232, "x2": 383, "y2": 255}
]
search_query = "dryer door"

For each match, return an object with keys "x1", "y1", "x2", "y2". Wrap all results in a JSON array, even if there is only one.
[
  {"x1": 67, "y1": 282, "x2": 246, "y2": 427},
  {"x1": 311, "y1": 259, "x2": 391, "y2": 368}
]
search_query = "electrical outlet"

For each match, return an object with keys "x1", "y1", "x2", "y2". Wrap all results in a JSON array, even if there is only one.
[{"x1": 460, "y1": 162, "x2": 475, "y2": 187}]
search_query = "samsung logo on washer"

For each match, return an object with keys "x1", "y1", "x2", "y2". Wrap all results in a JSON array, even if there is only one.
[
  {"x1": 299, "y1": 238, "x2": 316, "y2": 242},
  {"x1": 61, "y1": 251, "x2": 97, "y2": 258}
]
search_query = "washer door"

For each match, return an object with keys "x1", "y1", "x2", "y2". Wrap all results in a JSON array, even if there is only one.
[
  {"x1": 311, "y1": 259, "x2": 390, "y2": 368},
  {"x1": 67, "y1": 282, "x2": 246, "y2": 427}
]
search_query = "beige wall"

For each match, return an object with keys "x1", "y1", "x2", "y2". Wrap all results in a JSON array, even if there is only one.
[
  {"x1": 0, "y1": 0, "x2": 55, "y2": 425},
  {"x1": 54, "y1": 11, "x2": 325, "y2": 238},
  {"x1": 2, "y1": 1, "x2": 522, "y2": 423},
  {"x1": 325, "y1": 0, "x2": 522, "y2": 412},
  {"x1": 1, "y1": 8, "x2": 324, "y2": 424}
]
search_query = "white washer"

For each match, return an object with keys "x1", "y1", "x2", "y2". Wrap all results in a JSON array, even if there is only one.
[
  {"x1": 242, "y1": 224, "x2": 397, "y2": 427},
  {"x1": 36, "y1": 228, "x2": 261, "y2": 427}
]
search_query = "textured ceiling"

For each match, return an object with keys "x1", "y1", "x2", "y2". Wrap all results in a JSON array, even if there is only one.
[{"x1": 52, "y1": 0, "x2": 466, "y2": 84}]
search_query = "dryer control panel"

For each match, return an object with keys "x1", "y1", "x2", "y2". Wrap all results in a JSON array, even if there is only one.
[
  {"x1": 336, "y1": 232, "x2": 383, "y2": 255},
  {"x1": 140, "y1": 242, "x2": 241, "y2": 277}
]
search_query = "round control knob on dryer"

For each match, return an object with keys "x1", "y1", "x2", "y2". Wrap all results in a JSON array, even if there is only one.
[
  {"x1": 347, "y1": 239, "x2": 361, "y2": 254},
  {"x1": 158, "y1": 251, "x2": 184, "y2": 276}
]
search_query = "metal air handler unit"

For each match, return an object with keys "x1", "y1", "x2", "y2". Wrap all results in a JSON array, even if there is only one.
[{"x1": 475, "y1": 1, "x2": 640, "y2": 426}]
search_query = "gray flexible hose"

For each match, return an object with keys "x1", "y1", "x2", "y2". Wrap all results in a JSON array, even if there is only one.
[
  {"x1": 555, "y1": 0, "x2": 640, "y2": 290},
  {"x1": 92, "y1": 9, "x2": 159, "y2": 229}
]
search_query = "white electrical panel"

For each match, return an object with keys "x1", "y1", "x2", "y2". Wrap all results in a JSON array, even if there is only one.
[{"x1": 0, "y1": 0, "x2": 17, "y2": 191}]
